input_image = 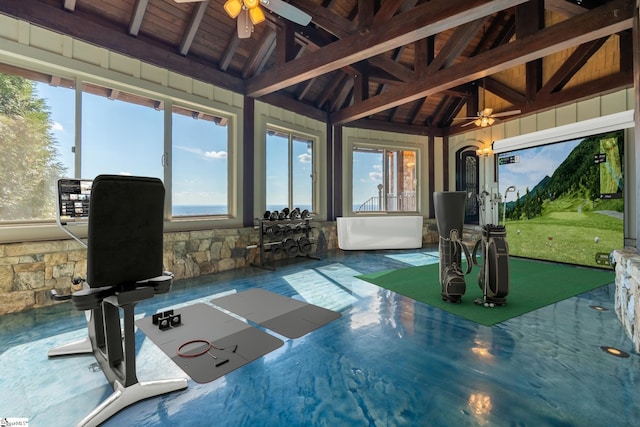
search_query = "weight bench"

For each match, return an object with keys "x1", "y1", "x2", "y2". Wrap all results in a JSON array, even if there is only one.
[{"x1": 48, "y1": 175, "x2": 188, "y2": 427}]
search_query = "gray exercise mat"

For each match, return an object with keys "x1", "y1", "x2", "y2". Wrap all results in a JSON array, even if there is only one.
[
  {"x1": 211, "y1": 288, "x2": 341, "y2": 338},
  {"x1": 136, "y1": 303, "x2": 283, "y2": 384}
]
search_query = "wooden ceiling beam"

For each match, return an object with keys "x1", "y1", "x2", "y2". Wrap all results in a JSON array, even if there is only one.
[
  {"x1": 538, "y1": 36, "x2": 609, "y2": 96},
  {"x1": 243, "y1": 30, "x2": 277, "y2": 79},
  {"x1": 533, "y1": 71, "x2": 634, "y2": 112},
  {"x1": 425, "y1": 16, "x2": 489, "y2": 74},
  {"x1": 63, "y1": 0, "x2": 76, "y2": 12},
  {"x1": 179, "y1": 0, "x2": 209, "y2": 56},
  {"x1": 330, "y1": 0, "x2": 633, "y2": 125},
  {"x1": 516, "y1": 0, "x2": 544, "y2": 100},
  {"x1": 407, "y1": 97, "x2": 427, "y2": 125},
  {"x1": 349, "y1": 117, "x2": 444, "y2": 137},
  {"x1": 129, "y1": 0, "x2": 149, "y2": 37},
  {"x1": 483, "y1": 77, "x2": 526, "y2": 105},
  {"x1": 372, "y1": 0, "x2": 415, "y2": 24},
  {"x1": 247, "y1": 0, "x2": 529, "y2": 97}
]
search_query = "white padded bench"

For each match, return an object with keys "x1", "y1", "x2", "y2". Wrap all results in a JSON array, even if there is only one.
[{"x1": 337, "y1": 216, "x2": 423, "y2": 250}]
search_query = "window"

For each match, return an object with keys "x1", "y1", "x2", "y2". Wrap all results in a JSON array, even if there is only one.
[
  {"x1": 81, "y1": 83, "x2": 163, "y2": 180},
  {"x1": 172, "y1": 106, "x2": 229, "y2": 217},
  {"x1": 0, "y1": 69, "x2": 75, "y2": 222},
  {"x1": 352, "y1": 146, "x2": 417, "y2": 212},
  {"x1": 266, "y1": 129, "x2": 314, "y2": 212},
  {"x1": 0, "y1": 59, "x2": 239, "y2": 233}
]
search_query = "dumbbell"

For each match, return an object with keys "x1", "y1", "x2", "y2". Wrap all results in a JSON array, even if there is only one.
[
  {"x1": 270, "y1": 242, "x2": 283, "y2": 255},
  {"x1": 263, "y1": 210, "x2": 271, "y2": 220},
  {"x1": 297, "y1": 237, "x2": 312, "y2": 255},
  {"x1": 269, "y1": 210, "x2": 279, "y2": 221},
  {"x1": 283, "y1": 238, "x2": 299, "y2": 257},
  {"x1": 285, "y1": 224, "x2": 295, "y2": 237},
  {"x1": 273, "y1": 224, "x2": 285, "y2": 238}
]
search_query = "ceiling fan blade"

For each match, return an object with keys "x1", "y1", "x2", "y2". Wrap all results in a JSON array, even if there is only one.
[
  {"x1": 481, "y1": 107, "x2": 493, "y2": 117},
  {"x1": 460, "y1": 120, "x2": 477, "y2": 127},
  {"x1": 490, "y1": 109, "x2": 522, "y2": 118},
  {"x1": 173, "y1": 0, "x2": 207, "y2": 3},
  {"x1": 261, "y1": 0, "x2": 312, "y2": 26},
  {"x1": 452, "y1": 117, "x2": 479, "y2": 121},
  {"x1": 237, "y1": 9, "x2": 252, "y2": 38}
]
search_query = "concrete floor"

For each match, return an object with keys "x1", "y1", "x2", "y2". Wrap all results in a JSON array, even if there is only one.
[{"x1": 0, "y1": 248, "x2": 638, "y2": 426}]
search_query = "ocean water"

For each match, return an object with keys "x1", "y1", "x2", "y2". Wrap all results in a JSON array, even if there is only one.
[
  {"x1": 172, "y1": 205, "x2": 228, "y2": 216},
  {"x1": 172, "y1": 205, "x2": 313, "y2": 217}
]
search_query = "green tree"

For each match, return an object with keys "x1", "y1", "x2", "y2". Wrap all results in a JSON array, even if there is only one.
[{"x1": 0, "y1": 73, "x2": 65, "y2": 220}]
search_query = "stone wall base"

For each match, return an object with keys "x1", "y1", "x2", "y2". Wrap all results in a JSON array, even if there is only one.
[
  {"x1": 0, "y1": 219, "x2": 439, "y2": 315},
  {"x1": 612, "y1": 248, "x2": 640, "y2": 353}
]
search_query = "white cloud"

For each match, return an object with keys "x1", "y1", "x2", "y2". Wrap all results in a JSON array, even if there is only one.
[
  {"x1": 51, "y1": 121, "x2": 64, "y2": 132},
  {"x1": 175, "y1": 145, "x2": 227, "y2": 160},
  {"x1": 297, "y1": 153, "x2": 312, "y2": 163},
  {"x1": 205, "y1": 150, "x2": 227, "y2": 159}
]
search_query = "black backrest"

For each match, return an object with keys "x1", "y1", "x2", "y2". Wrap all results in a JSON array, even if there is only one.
[{"x1": 87, "y1": 175, "x2": 165, "y2": 288}]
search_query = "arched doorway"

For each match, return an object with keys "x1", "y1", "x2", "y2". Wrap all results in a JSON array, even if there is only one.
[{"x1": 456, "y1": 147, "x2": 479, "y2": 225}]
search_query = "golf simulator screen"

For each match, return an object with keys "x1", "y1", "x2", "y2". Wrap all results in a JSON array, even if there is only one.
[{"x1": 497, "y1": 129, "x2": 624, "y2": 268}]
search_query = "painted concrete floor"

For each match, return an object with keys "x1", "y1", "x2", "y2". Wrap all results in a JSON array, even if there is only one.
[{"x1": 1, "y1": 248, "x2": 638, "y2": 426}]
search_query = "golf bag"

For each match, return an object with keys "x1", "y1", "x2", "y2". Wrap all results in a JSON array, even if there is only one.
[
  {"x1": 433, "y1": 192, "x2": 472, "y2": 303},
  {"x1": 472, "y1": 224, "x2": 510, "y2": 306}
]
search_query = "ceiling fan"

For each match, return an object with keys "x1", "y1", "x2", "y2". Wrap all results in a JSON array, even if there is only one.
[
  {"x1": 174, "y1": 0, "x2": 311, "y2": 39},
  {"x1": 454, "y1": 80, "x2": 521, "y2": 127},
  {"x1": 458, "y1": 107, "x2": 522, "y2": 128}
]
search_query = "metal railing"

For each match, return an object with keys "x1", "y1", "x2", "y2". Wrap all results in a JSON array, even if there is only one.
[{"x1": 356, "y1": 192, "x2": 416, "y2": 212}]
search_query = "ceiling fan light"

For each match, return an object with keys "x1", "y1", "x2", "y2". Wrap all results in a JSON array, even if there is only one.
[
  {"x1": 487, "y1": 117, "x2": 495, "y2": 126},
  {"x1": 243, "y1": 0, "x2": 260, "y2": 8},
  {"x1": 249, "y1": 6, "x2": 265, "y2": 24},
  {"x1": 224, "y1": 0, "x2": 243, "y2": 18},
  {"x1": 474, "y1": 119, "x2": 482, "y2": 127}
]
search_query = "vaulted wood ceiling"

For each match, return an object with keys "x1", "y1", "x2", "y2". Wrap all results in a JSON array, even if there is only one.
[{"x1": 0, "y1": 0, "x2": 634, "y2": 136}]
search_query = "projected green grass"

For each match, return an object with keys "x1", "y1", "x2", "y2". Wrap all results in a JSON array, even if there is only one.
[{"x1": 504, "y1": 196, "x2": 622, "y2": 268}]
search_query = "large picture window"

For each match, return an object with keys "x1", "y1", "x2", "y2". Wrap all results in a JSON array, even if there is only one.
[
  {"x1": 0, "y1": 61, "x2": 237, "y2": 233},
  {"x1": 172, "y1": 106, "x2": 229, "y2": 217},
  {"x1": 352, "y1": 146, "x2": 417, "y2": 212},
  {"x1": 266, "y1": 129, "x2": 314, "y2": 212}
]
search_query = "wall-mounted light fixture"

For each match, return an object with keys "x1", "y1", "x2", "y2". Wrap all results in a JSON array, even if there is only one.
[{"x1": 475, "y1": 146, "x2": 493, "y2": 157}]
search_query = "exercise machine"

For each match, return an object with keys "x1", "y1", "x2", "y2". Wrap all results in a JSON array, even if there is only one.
[
  {"x1": 49, "y1": 175, "x2": 188, "y2": 427},
  {"x1": 433, "y1": 191, "x2": 472, "y2": 303}
]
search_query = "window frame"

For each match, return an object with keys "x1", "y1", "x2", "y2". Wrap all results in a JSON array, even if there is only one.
[
  {"x1": 345, "y1": 137, "x2": 422, "y2": 216},
  {"x1": 256, "y1": 115, "x2": 323, "y2": 221},
  {"x1": 0, "y1": 59, "x2": 242, "y2": 243}
]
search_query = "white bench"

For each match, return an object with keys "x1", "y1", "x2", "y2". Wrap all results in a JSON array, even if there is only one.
[{"x1": 337, "y1": 216, "x2": 423, "y2": 250}]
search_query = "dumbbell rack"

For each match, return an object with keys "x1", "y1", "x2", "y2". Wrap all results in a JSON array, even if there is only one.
[{"x1": 249, "y1": 217, "x2": 318, "y2": 270}]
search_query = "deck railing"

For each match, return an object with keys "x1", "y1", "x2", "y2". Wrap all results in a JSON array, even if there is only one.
[{"x1": 356, "y1": 192, "x2": 416, "y2": 212}]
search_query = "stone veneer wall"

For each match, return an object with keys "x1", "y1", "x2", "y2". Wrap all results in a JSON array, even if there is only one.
[
  {"x1": 0, "y1": 219, "x2": 439, "y2": 315},
  {"x1": 612, "y1": 248, "x2": 640, "y2": 353}
]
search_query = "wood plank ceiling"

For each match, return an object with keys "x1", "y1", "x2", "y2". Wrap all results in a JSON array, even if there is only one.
[{"x1": 0, "y1": 0, "x2": 634, "y2": 136}]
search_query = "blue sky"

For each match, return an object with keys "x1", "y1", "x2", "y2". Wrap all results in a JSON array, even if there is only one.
[
  {"x1": 37, "y1": 82, "x2": 230, "y2": 206},
  {"x1": 352, "y1": 150, "x2": 383, "y2": 206},
  {"x1": 497, "y1": 139, "x2": 581, "y2": 202},
  {"x1": 36, "y1": 81, "x2": 380, "y2": 209}
]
